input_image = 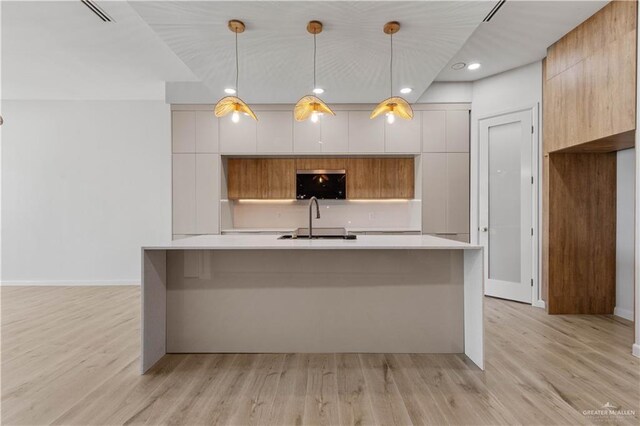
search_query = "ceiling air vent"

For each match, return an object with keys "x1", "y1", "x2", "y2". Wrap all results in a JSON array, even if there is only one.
[
  {"x1": 81, "y1": 0, "x2": 114, "y2": 22},
  {"x1": 483, "y1": 0, "x2": 506, "y2": 22}
]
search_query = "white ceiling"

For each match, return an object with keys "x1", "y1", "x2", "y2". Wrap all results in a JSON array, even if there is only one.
[
  {"x1": 129, "y1": 1, "x2": 495, "y2": 103},
  {"x1": 1, "y1": 1, "x2": 197, "y2": 100},
  {"x1": 1, "y1": 1, "x2": 614, "y2": 102},
  {"x1": 435, "y1": 0, "x2": 609, "y2": 82}
]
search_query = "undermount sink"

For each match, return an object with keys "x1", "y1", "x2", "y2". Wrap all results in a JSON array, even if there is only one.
[{"x1": 278, "y1": 227, "x2": 356, "y2": 240}]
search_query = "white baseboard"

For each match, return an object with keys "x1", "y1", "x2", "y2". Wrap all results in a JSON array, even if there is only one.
[
  {"x1": 633, "y1": 344, "x2": 640, "y2": 358},
  {"x1": 532, "y1": 299, "x2": 546, "y2": 309},
  {"x1": 614, "y1": 306, "x2": 634, "y2": 321},
  {"x1": 0, "y1": 280, "x2": 140, "y2": 286}
]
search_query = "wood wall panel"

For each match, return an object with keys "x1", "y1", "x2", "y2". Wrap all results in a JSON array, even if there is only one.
[
  {"x1": 547, "y1": 153, "x2": 616, "y2": 314},
  {"x1": 544, "y1": 1, "x2": 636, "y2": 153},
  {"x1": 228, "y1": 157, "x2": 414, "y2": 200},
  {"x1": 541, "y1": 1, "x2": 635, "y2": 313}
]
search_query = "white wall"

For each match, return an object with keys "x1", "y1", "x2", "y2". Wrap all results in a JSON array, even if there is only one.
[
  {"x1": 470, "y1": 61, "x2": 543, "y2": 305},
  {"x1": 616, "y1": 148, "x2": 636, "y2": 321},
  {"x1": 1, "y1": 100, "x2": 171, "y2": 284},
  {"x1": 417, "y1": 82, "x2": 472, "y2": 104}
]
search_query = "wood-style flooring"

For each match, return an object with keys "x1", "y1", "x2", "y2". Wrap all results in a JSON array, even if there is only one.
[{"x1": 2, "y1": 286, "x2": 638, "y2": 425}]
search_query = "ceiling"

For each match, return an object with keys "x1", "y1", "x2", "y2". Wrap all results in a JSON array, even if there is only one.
[
  {"x1": 1, "y1": 1, "x2": 613, "y2": 102},
  {"x1": 436, "y1": 0, "x2": 609, "y2": 82},
  {"x1": 1, "y1": 1, "x2": 197, "y2": 100},
  {"x1": 129, "y1": 1, "x2": 495, "y2": 103}
]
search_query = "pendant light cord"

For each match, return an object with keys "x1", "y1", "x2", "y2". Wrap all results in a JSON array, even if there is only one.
[
  {"x1": 235, "y1": 30, "x2": 239, "y2": 96},
  {"x1": 313, "y1": 32, "x2": 317, "y2": 91},
  {"x1": 389, "y1": 33, "x2": 393, "y2": 98}
]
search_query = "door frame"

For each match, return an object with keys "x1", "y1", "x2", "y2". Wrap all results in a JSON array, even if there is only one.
[{"x1": 473, "y1": 104, "x2": 541, "y2": 307}]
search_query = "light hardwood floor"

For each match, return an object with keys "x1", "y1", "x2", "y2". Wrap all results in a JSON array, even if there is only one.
[{"x1": 2, "y1": 286, "x2": 638, "y2": 425}]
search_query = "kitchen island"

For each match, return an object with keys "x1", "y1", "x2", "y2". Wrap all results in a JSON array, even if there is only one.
[{"x1": 141, "y1": 234, "x2": 484, "y2": 373}]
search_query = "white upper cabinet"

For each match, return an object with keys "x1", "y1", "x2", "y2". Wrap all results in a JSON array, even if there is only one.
[
  {"x1": 195, "y1": 111, "x2": 219, "y2": 153},
  {"x1": 257, "y1": 111, "x2": 293, "y2": 153},
  {"x1": 172, "y1": 111, "x2": 196, "y2": 153},
  {"x1": 219, "y1": 114, "x2": 257, "y2": 153},
  {"x1": 172, "y1": 154, "x2": 196, "y2": 234},
  {"x1": 294, "y1": 119, "x2": 322, "y2": 153},
  {"x1": 385, "y1": 112, "x2": 421, "y2": 153},
  {"x1": 195, "y1": 154, "x2": 220, "y2": 234},
  {"x1": 422, "y1": 110, "x2": 446, "y2": 152},
  {"x1": 348, "y1": 111, "x2": 384, "y2": 153},
  {"x1": 320, "y1": 113, "x2": 348, "y2": 152},
  {"x1": 446, "y1": 110, "x2": 470, "y2": 152}
]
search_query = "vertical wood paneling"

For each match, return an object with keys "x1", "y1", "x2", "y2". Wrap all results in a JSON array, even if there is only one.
[{"x1": 548, "y1": 153, "x2": 616, "y2": 314}]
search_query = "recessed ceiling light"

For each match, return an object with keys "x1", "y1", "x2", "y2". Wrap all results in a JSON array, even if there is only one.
[
  {"x1": 224, "y1": 88, "x2": 236, "y2": 94},
  {"x1": 451, "y1": 62, "x2": 466, "y2": 70},
  {"x1": 400, "y1": 87, "x2": 412, "y2": 94},
  {"x1": 312, "y1": 87, "x2": 324, "y2": 94},
  {"x1": 467, "y1": 62, "x2": 481, "y2": 70}
]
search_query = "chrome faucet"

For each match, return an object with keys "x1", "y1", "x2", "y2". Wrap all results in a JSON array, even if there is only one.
[{"x1": 308, "y1": 196, "x2": 320, "y2": 238}]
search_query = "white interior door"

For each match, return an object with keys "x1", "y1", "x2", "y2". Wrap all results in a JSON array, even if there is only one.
[{"x1": 479, "y1": 110, "x2": 533, "y2": 303}]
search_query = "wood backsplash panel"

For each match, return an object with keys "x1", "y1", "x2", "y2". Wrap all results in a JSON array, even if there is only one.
[{"x1": 547, "y1": 153, "x2": 616, "y2": 314}]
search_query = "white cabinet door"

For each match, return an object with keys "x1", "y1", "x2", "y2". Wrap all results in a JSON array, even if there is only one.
[
  {"x1": 422, "y1": 110, "x2": 446, "y2": 152},
  {"x1": 257, "y1": 111, "x2": 293, "y2": 153},
  {"x1": 219, "y1": 114, "x2": 257, "y2": 153},
  {"x1": 195, "y1": 111, "x2": 219, "y2": 153},
  {"x1": 385, "y1": 112, "x2": 421, "y2": 153},
  {"x1": 294, "y1": 119, "x2": 322, "y2": 153},
  {"x1": 446, "y1": 110, "x2": 470, "y2": 152},
  {"x1": 172, "y1": 154, "x2": 196, "y2": 234},
  {"x1": 348, "y1": 111, "x2": 384, "y2": 153},
  {"x1": 446, "y1": 153, "x2": 470, "y2": 233},
  {"x1": 422, "y1": 153, "x2": 447, "y2": 233},
  {"x1": 172, "y1": 111, "x2": 196, "y2": 153},
  {"x1": 320, "y1": 113, "x2": 348, "y2": 152},
  {"x1": 196, "y1": 154, "x2": 220, "y2": 234}
]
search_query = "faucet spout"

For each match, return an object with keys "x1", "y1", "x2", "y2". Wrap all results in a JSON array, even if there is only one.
[{"x1": 308, "y1": 196, "x2": 320, "y2": 238}]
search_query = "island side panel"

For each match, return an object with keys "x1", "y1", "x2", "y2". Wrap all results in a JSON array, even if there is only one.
[
  {"x1": 464, "y1": 249, "x2": 484, "y2": 370},
  {"x1": 141, "y1": 249, "x2": 167, "y2": 373},
  {"x1": 165, "y1": 249, "x2": 465, "y2": 354}
]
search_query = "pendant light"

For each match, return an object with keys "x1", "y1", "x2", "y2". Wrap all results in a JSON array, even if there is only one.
[
  {"x1": 370, "y1": 21, "x2": 413, "y2": 124},
  {"x1": 294, "y1": 20, "x2": 335, "y2": 123},
  {"x1": 214, "y1": 20, "x2": 257, "y2": 123}
]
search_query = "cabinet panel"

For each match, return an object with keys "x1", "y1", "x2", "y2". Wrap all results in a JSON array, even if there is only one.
[
  {"x1": 257, "y1": 111, "x2": 293, "y2": 153},
  {"x1": 348, "y1": 111, "x2": 384, "y2": 152},
  {"x1": 227, "y1": 158, "x2": 295, "y2": 199},
  {"x1": 422, "y1": 111, "x2": 446, "y2": 152},
  {"x1": 172, "y1": 154, "x2": 196, "y2": 234},
  {"x1": 321, "y1": 114, "x2": 349, "y2": 152},
  {"x1": 385, "y1": 112, "x2": 421, "y2": 153},
  {"x1": 262, "y1": 159, "x2": 295, "y2": 199},
  {"x1": 295, "y1": 158, "x2": 347, "y2": 171},
  {"x1": 293, "y1": 119, "x2": 322, "y2": 153},
  {"x1": 446, "y1": 153, "x2": 470, "y2": 233},
  {"x1": 172, "y1": 111, "x2": 196, "y2": 153},
  {"x1": 196, "y1": 154, "x2": 220, "y2": 234},
  {"x1": 446, "y1": 110, "x2": 470, "y2": 152},
  {"x1": 195, "y1": 111, "x2": 219, "y2": 153},
  {"x1": 347, "y1": 158, "x2": 414, "y2": 199},
  {"x1": 219, "y1": 115, "x2": 257, "y2": 153},
  {"x1": 422, "y1": 153, "x2": 447, "y2": 233}
]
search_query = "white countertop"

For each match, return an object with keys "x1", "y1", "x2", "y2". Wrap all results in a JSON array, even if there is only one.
[
  {"x1": 220, "y1": 227, "x2": 421, "y2": 234},
  {"x1": 144, "y1": 234, "x2": 481, "y2": 250}
]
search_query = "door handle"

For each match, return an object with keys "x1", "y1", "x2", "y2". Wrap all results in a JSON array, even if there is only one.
[{"x1": 480, "y1": 227, "x2": 488, "y2": 232}]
